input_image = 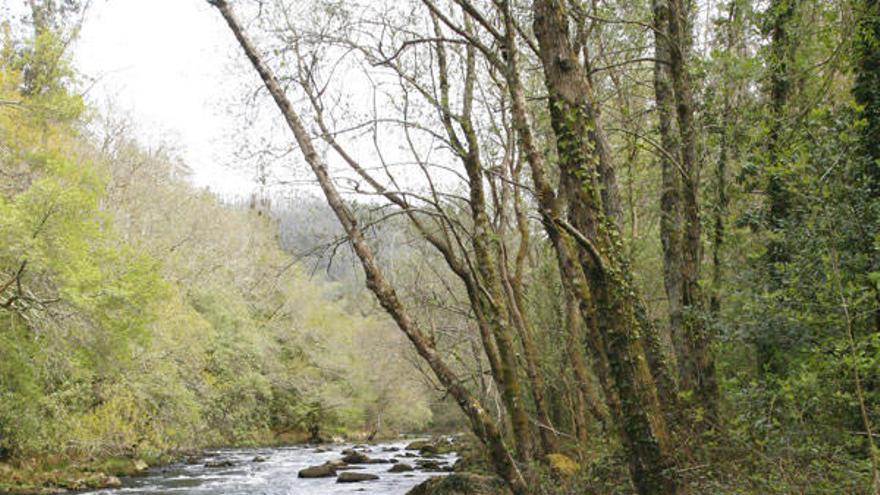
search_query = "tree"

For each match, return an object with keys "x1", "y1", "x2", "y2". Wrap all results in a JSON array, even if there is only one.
[{"x1": 652, "y1": 0, "x2": 719, "y2": 421}]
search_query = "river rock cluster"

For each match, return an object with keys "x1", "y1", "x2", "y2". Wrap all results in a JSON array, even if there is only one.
[{"x1": 297, "y1": 438, "x2": 457, "y2": 483}]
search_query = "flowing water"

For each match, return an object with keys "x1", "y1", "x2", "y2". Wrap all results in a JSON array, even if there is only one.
[{"x1": 81, "y1": 440, "x2": 456, "y2": 495}]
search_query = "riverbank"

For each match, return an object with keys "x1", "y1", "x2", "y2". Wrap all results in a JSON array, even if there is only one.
[
  {"x1": 0, "y1": 431, "x2": 311, "y2": 494},
  {"x1": 1, "y1": 455, "x2": 152, "y2": 494}
]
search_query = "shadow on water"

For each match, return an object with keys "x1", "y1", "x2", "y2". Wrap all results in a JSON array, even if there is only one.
[{"x1": 81, "y1": 440, "x2": 456, "y2": 495}]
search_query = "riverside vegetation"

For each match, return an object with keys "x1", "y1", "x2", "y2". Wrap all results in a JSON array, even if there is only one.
[
  {"x1": 0, "y1": 7, "x2": 436, "y2": 492},
  {"x1": 4, "y1": 0, "x2": 880, "y2": 494}
]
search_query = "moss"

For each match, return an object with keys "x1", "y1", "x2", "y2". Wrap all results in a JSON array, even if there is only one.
[
  {"x1": 406, "y1": 474, "x2": 510, "y2": 495},
  {"x1": 545, "y1": 453, "x2": 579, "y2": 478}
]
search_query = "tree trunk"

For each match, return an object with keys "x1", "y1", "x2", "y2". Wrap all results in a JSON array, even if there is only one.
[
  {"x1": 532, "y1": 1, "x2": 681, "y2": 493},
  {"x1": 500, "y1": 0, "x2": 618, "y2": 434},
  {"x1": 658, "y1": 0, "x2": 719, "y2": 420},
  {"x1": 207, "y1": 3, "x2": 528, "y2": 493},
  {"x1": 451, "y1": 35, "x2": 534, "y2": 462}
]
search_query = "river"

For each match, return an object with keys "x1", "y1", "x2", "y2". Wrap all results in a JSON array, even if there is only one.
[{"x1": 81, "y1": 440, "x2": 456, "y2": 495}]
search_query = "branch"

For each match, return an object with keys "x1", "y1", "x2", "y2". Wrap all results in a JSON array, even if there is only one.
[{"x1": 552, "y1": 217, "x2": 610, "y2": 273}]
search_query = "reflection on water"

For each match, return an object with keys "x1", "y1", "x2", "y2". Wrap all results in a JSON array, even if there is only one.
[{"x1": 82, "y1": 440, "x2": 455, "y2": 495}]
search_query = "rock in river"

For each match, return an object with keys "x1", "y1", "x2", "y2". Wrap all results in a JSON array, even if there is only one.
[
  {"x1": 416, "y1": 460, "x2": 445, "y2": 471},
  {"x1": 405, "y1": 440, "x2": 433, "y2": 451},
  {"x1": 337, "y1": 471, "x2": 380, "y2": 483},
  {"x1": 389, "y1": 463, "x2": 414, "y2": 473},
  {"x1": 298, "y1": 464, "x2": 337, "y2": 478},
  {"x1": 341, "y1": 451, "x2": 372, "y2": 464}
]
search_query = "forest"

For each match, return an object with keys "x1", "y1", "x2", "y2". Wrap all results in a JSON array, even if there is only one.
[{"x1": 1, "y1": 0, "x2": 880, "y2": 494}]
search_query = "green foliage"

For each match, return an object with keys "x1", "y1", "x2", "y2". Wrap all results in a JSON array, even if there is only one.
[{"x1": 0, "y1": 20, "x2": 432, "y2": 463}]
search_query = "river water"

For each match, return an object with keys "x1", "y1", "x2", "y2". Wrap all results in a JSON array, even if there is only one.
[{"x1": 81, "y1": 440, "x2": 456, "y2": 495}]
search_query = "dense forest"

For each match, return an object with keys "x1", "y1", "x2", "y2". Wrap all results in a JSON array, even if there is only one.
[{"x1": 2, "y1": 0, "x2": 880, "y2": 493}]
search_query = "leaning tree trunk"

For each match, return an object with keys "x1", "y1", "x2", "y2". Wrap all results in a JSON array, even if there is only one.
[
  {"x1": 500, "y1": 0, "x2": 618, "y2": 430},
  {"x1": 433, "y1": 28, "x2": 534, "y2": 462},
  {"x1": 206, "y1": 2, "x2": 528, "y2": 493}
]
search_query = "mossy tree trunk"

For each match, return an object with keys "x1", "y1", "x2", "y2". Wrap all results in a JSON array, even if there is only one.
[{"x1": 532, "y1": 1, "x2": 682, "y2": 493}]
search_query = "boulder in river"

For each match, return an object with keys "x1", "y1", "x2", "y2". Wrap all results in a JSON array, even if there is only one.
[
  {"x1": 337, "y1": 472, "x2": 380, "y2": 483},
  {"x1": 204, "y1": 459, "x2": 234, "y2": 468},
  {"x1": 298, "y1": 464, "x2": 338, "y2": 478},
  {"x1": 419, "y1": 445, "x2": 440, "y2": 456},
  {"x1": 405, "y1": 440, "x2": 433, "y2": 451},
  {"x1": 406, "y1": 438, "x2": 455, "y2": 456},
  {"x1": 341, "y1": 451, "x2": 372, "y2": 464},
  {"x1": 416, "y1": 460, "x2": 444, "y2": 471},
  {"x1": 389, "y1": 463, "x2": 414, "y2": 473},
  {"x1": 252, "y1": 455, "x2": 268, "y2": 463}
]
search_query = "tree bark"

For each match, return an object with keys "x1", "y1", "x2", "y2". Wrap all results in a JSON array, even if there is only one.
[{"x1": 853, "y1": 0, "x2": 880, "y2": 335}]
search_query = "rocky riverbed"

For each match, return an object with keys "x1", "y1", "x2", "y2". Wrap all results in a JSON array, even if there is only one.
[{"x1": 77, "y1": 439, "x2": 457, "y2": 495}]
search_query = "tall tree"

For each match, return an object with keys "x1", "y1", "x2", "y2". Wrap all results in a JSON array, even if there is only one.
[
  {"x1": 531, "y1": 1, "x2": 681, "y2": 493},
  {"x1": 653, "y1": 0, "x2": 719, "y2": 420}
]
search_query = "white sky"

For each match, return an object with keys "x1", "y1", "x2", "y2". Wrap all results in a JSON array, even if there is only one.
[
  {"x1": 74, "y1": 0, "x2": 259, "y2": 198},
  {"x1": 59, "y1": 0, "x2": 471, "y2": 203}
]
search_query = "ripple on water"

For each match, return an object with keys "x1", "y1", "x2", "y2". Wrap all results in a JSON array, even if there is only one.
[{"x1": 81, "y1": 440, "x2": 456, "y2": 495}]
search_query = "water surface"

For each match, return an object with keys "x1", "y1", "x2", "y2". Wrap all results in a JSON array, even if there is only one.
[{"x1": 83, "y1": 440, "x2": 455, "y2": 495}]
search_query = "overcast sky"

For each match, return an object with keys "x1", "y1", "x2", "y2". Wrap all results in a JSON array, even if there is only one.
[
  {"x1": 61, "y1": 0, "x2": 470, "y2": 203},
  {"x1": 74, "y1": 0, "x2": 259, "y2": 198}
]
